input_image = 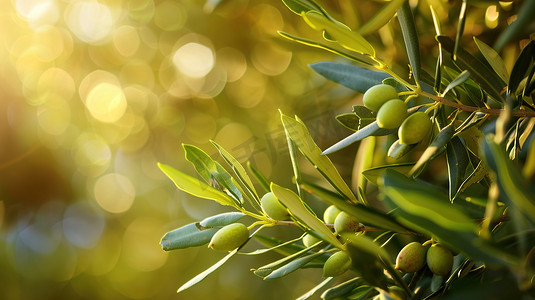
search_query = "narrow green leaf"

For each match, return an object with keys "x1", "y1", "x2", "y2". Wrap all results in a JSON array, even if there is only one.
[
  {"x1": 446, "y1": 136, "x2": 470, "y2": 201},
  {"x1": 410, "y1": 123, "x2": 454, "y2": 175},
  {"x1": 278, "y1": 31, "x2": 376, "y2": 66},
  {"x1": 437, "y1": 35, "x2": 505, "y2": 102},
  {"x1": 382, "y1": 169, "x2": 478, "y2": 233},
  {"x1": 453, "y1": 0, "x2": 467, "y2": 60},
  {"x1": 453, "y1": 160, "x2": 488, "y2": 200},
  {"x1": 183, "y1": 144, "x2": 242, "y2": 204},
  {"x1": 353, "y1": 105, "x2": 377, "y2": 128},
  {"x1": 301, "y1": 181, "x2": 410, "y2": 233},
  {"x1": 358, "y1": 0, "x2": 406, "y2": 35},
  {"x1": 271, "y1": 183, "x2": 345, "y2": 249},
  {"x1": 160, "y1": 223, "x2": 218, "y2": 251},
  {"x1": 247, "y1": 234, "x2": 305, "y2": 256},
  {"x1": 442, "y1": 70, "x2": 471, "y2": 97},
  {"x1": 281, "y1": 113, "x2": 358, "y2": 203},
  {"x1": 482, "y1": 135, "x2": 535, "y2": 221},
  {"x1": 177, "y1": 249, "x2": 238, "y2": 293},
  {"x1": 335, "y1": 113, "x2": 361, "y2": 131},
  {"x1": 158, "y1": 163, "x2": 240, "y2": 209},
  {"x1": 474, "y1": 37, "x2": 509, "y2": 84},
  {"x1": 303, "y1": 11, "x2": 375, "y2": 56},
  {"x1": 210, "y1": 140, "x2": 259, "y2": 201},
  {"x1": 297, "y1": 277, "x2": 334, "y2": 300},
  {"x1": 508, "y1": 40, "x2": 535, "y2": 97},
  {"x1": 310, "y1": 62, "x2": 389, "y2": 93},
  {"x1": 322, "y1": 122, "x2": 395, "y2": 155},
  {"x1": 343, "y1": 234, "x2": 390, "y2": 290},
  {"x1": 199, "y1": 212, "x2": 245, "y2": 228},
  {"x1": 321, "y1": 278, "x2": 366, "y2": 300},
  {"x1": 355, "y1": 136, "x2": 376, "y2": 204},
  {"x1": 362, "y1": 163, "x2": 415, "y2": 186},
  {"x1": 265, "y1": 252, "x2": 325, "y2": 279},
  {"x1": 253, "y1": 242, "x2": 318, "y2": 277},
  {"x1": 382, "y1": 169, "x2": 518, "y2": 266},
  {"x1": 282, "y1": 0, "x2": 323, "y2": 15},
  {"x1": 247, "y1": 162, "x2": 270, "y2": 193},
  {"x1": 397, "y1": 1, "x2": 421, "y2": 83},
  {"x1": 387, "y1": 140, "x2": 417, "y2": 160}
]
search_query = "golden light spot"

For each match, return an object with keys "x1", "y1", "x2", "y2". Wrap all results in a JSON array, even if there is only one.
[
  {"x1": 485, "y1": 5, "x2": 499, "y2": 29},
  {"x1": 37, "y1": 99, "x2": 71, "y2": 135},
  {"x1": 74, "y1": 133, "x2": 111, "y2": 177},
  {"x1": 122, "y1": 217, "x2": 168, "y2": 272},
  {"x1": 15, "y1": 0, "x2": 59, "y2": 28},
  {"x1": 113, "y1": 26, "x2": 140, "y2": 57},
  {"x1": 65, "y1": 1, "x2": 113, "y2": 44},
  {"x1": 93, "y1": 173, "x2": 135, "y2": 213},
  {"x1": 217, "y1": 47, "x2": 247, "y2": 82},
  {"x1": 36, "y1": 67, "x2": 75, "y2": 100},
  {"x1": 251, "y1": 43, "x2": 292, "y2": 76},
  {"x1": 85, "y1": 82, "x2": 127, "y2": 123},
  {"x1": 153, "y1": 1, "x2": 187, "y2": 31},
  {"x1": 173, "y1": 42, "x2": 214, "y2": 78},
  {"x1": 32, "y1": 25, "x2": 64, "y2": 62},
  {"x1": 226, "y1": 68, "x2": 266, "y2": 108}
]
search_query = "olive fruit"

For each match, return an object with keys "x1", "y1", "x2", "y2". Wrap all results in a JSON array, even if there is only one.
[
  {"x1": 376, "y1": 99, "x2": 408, "y2": 129},
  {"x1": 323, "y1": 251, "x2": 352, "y2": 277},
  {"x1": 426, "y1": 244, "x2": 453, "y2": 276},
  {"x1": 334, "y1": 212, "x2": 360, "y2": 235},
  {"x1": 303, "y1": 233, "x2": 322, "y2": 248},
  {"x1": 398, "y1": 112, "x2": 432, "y2": 145},
  {"x1": 208, "y1": 223, "x2": 249, "y2": 252},
  {"x1": 323, "y1": 205, "x2": 342, "y2": 224},
  {"x1": 363, "y1": 84, "x2": 399, "y2": 112},
  {"x1": 261, "y1": 192, "x2": 290, "y2": 221},
  {"x1": 395, "y1": 242, "x2": 427, "y2": 273}
]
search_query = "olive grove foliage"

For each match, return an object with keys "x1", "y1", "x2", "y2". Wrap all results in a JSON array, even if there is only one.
[{"x1": 158, "y1": 0, "x2": 535, "y2": 298}]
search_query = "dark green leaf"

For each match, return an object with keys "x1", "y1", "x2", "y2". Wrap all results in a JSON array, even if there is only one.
[
  {"x1": 482, "y1": 135, "x2": 535, "y2": 221},
  {"x1": 265, "y1": 252, "x2": 325, "y2": 279},
  {"x1": 388, "y1": 140, "x2": 417, "y2": 160},
  {"x1": 177, "y1": 249, "x2": 238, "y2": 293},
  {"x1": 397, "y1": 1, "x2": 421, "y2": 83},
  {"x1": 362, "y1": 163, "x2": 415, "y2": 186},
  {"x1": 247, "y1": 235, "x2": 305, "y2": 256},
  {"x1": 321, "y1": 278, "x2": 367, "y2": 300},
  {"x1": 247, "y1": 162, "x2": 270, "y2": 193},
  {"x1": 508, "y1": 40, "x2": 535, "y2": 98},
  {"x1": 437, "y1": 35, "x2": 505, "y2": 102},
  {"x1": 335, "y1": 113, "x2": 361, "y2": 131},
  {"x1": 281, "y1": 113, "x2": 358, "y2": 203},
  {"x1": 158, "y1": 163, "x2": 240, "y2": 209},
  {"x1": 160, "y1": 223, "x2": 218, "y2": 251},
  {"x1": 353, "y1": 105, "x2": 377, "y2": 128},
  {"x1": 453, "y1": 160, "x2": 488, "y2": 200},
  {"x1": 442, "y1": 70, "x2": 471, "y2": 97},
  {"x1": 474, "y1": 37, "x2": 508, "y2": 84},
  {"x1": 310, "y1": 62, "x2": 389, "y2": 93},
  {"x1": 410, "y1": 123, "x2": 455, "y2": 175},
  {"x1": 446, "y1": 136, "x2": 470, "y2": 201},
  {"x1": 301, "y1": 181, "x2": 410, "y2": 233},
  {"x1": 453, "y1": 0, "x2": 467, "y2": 61},
  {"x1": 322, "y1": 122, "x2": 395, "y2": 155},
  {"x1": 344, "y1": 234, "x2": 390, "y2": 290},
  {"x1": 198, "y1": 212, "x2": 245, "y2": 228}
]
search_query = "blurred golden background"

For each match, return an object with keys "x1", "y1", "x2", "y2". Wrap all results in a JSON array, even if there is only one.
[{"x1": 0, "y1": 0, "x2": 523, "y2": 299}]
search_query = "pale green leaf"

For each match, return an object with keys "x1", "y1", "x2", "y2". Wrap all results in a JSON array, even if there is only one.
[
  {"x1": 358, "y1": 0, "x2": 406, "y2": 35},
  {"x1": 310, "y1": 62, "x2": 389, "y2": 93},
  {"x1": 281, "y1": 113, "x2": 358, "y2": 203},
  {"x1": 474, "y1": 37, "x2": 509, "y2": 84},
  {"x1": 446, "y1": 136, "x2": 470, "y2": 201},
  {"x1": 158, "y1": 163, "x2": 240, "y2": 209},
  {"x1": 199, "y1": 212, "x2": 245, "y2": 228},
  {"x1": 271, "y1": 183, "x2": 345, "y2": 249},
  {"x1": 160, "y1": 223, "x2": 218, "y2": 251},
  {"x1": 322, "y1": 121, "x2": 395, "y2": 155},
  {"x1": 397, "y1": 1, "x2": 421, "y2": 83}
]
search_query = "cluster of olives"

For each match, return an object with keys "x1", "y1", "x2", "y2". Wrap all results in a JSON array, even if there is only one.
[
  {"x1": 363, "y1": 84, "x2": 432, "y2": 145},
  {"x1": 395, "y1": 242, "x2": 454, "y2": 276}
]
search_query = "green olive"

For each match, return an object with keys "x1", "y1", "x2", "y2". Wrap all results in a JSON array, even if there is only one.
[
  {"x1": 376, "y1": 99, "x2": 407, "y2": 129},
  {"x1": 362, "y1": 84, "x2": 399, "y2": 112},
  {"x1": 261, "y1": 192, "x2": 290, "y2": 221},
  {"x1": 208, "y1": 223, "x2": 249, "y2": 252},
  {"x1": 395, "y1": 242, "x2": 427, "y2": 273},
  {"x1": 323, "y1": 205, "x2": 342, "y2": 224},
  {"x1": 426, "y1": 244, "x2": 453, "y2": 276},
  {"x1": 303, "y1": 233, "x2": 322, "y2": 249},
  {"x1": 323, "y1": 251, "x2": 352, "y2": 277},
  {"x1": 334, "y1": 212, "x2": 360, "y2": 235},
  {"x1": 398, "y1": 112, "x2": 432, "y2": 145}
]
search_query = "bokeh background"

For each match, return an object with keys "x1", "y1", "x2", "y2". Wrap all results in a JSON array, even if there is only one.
[{"x1": 0, "y1": 0, "x2": 525, "y2": 299}]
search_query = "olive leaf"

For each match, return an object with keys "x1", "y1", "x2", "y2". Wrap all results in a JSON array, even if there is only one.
[
  {"x1": 397, "y1": 1, "x2": 421, "y2": 83},
  {"x1": 160, "y1": 223, "x2": 218, "y2": 251},
  {"x1": 310, "y1": 62, "x2": 389, "y2": 93}
]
